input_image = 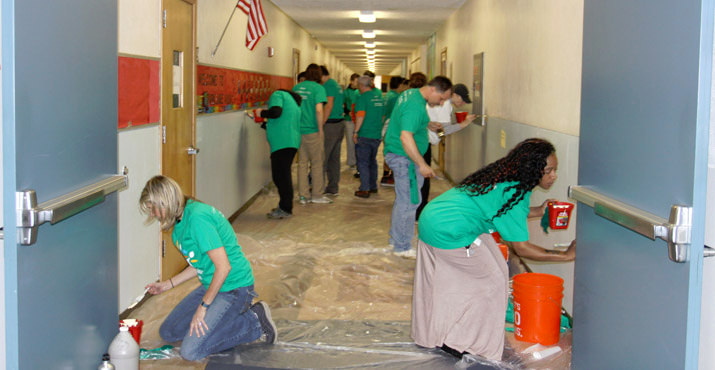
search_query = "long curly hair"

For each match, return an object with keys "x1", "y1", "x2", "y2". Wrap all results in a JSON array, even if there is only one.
[{"x1": 459, "y1": 138, "x2": 555, "y2": 220}]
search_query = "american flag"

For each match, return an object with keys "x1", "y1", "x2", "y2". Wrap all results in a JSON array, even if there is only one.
[{"x1": 237, "y1": 0, "x2": 268, "y2": 51}]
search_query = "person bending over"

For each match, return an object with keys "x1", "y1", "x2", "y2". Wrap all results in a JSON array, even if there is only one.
[{"x1": 413, "y1": 138, "x2": 575, "y2": 360}]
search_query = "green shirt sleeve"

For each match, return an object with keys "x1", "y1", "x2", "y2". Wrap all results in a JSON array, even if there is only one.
[
  {"x1": 400, "y1": 99, "x2": 428, "y2": 133},
  {"x1": 268, "y1": 90, "x2": 283, "y2": 108},
  {"x1": 492, "y1": 190, "x2": 531, "y2": 242},
  {"x1": 355, "y1": 92, "x2": 366, "y2": 112},
  {"x1": 315, "y1": 84, "x2": 327, "y2": 104},
  {"x1": 190, "y1": 217, "x2": 224, "y2": 253}
]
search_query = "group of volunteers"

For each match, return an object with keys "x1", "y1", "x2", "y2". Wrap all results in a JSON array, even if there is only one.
[{"x1": 135, "y1": 67, "x2": 576, "y2": 363}]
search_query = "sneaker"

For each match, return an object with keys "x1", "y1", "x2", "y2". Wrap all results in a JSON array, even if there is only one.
[
  {"x1": 354, "y1": 190, "x2": 370, "y2": 198},
  {"x1": 325, "y1": 191, "x2": 339, "y2": 197},
  {"x1": 310, "y1": 196, "x2": 333, "y2": 204},
  {"x1": 266, "y1": 208, "x2": 292, "y2": 219},
  {"x1": 393, "y1": 248, "x2": 417, "y2": 258},
  {"x1": 250, "y1": 301, "x2": 277, "y2": 344},
  {"x1": 380, "y1": 176, "x2": 395, "y2": 187},
  {"x1": 299, "y1": 196, "x2": 310, "y2": 205}
]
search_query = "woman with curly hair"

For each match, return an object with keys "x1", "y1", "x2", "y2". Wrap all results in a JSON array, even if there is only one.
[{"x1": 412, "y1": 138, "x2": 575, "y2": 361}]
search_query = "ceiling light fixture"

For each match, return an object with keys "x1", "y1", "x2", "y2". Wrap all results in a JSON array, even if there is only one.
[
  {"x1": 366, "y1": 49, "x2": 376, "y2": 54},
  {"x1": 365, "y1": 41, "x2": 375, "y2": 48},
  {"x1": 359, "y1": 11, "x2": 376, "y2": 23},
  {"x1": 362, "y1": 30, "x2": 375, "y2": 39}
]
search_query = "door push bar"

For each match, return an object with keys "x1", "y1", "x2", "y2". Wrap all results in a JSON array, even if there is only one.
[
  {"x1": 15, "y1": 167, "x2": 129, "y2": 246},
  {"x1": 568, "y1": 185, "x2": 692, "y2": 263}
]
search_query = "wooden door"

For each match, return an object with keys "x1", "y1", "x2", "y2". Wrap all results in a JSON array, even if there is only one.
[{"x1": 161, "y1": 0, "x2": 196, "y2": 279}]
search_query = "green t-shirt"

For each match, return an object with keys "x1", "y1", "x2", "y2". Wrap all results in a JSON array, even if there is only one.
[
  {"x1": 265, "y1": 90, "x2": 301, "y2": 152},
  {"x1": 355, "y1": 88, "x2": 385, "y2": 140},
  {"x1": 323, "y1": 78, "x2": 345, "y2": 120},
  {"x1": 383, "y1": 88, "x2": 430, "y2": 156},
  {"x1": 384, "y1": 90, "x2": 399, "y2": 120},
  {"x1": 418, "y1": 182, "x2": 532, "y2": 249},
  {"x1": 292, "y1": 81, "x2": 327, "y2": 134},
  {"x1": 343, "y1": 88, "x2": 359, "y2": 121},
  {"x1": 172, "y1": 199, "x2": 255, "y2": 291}
]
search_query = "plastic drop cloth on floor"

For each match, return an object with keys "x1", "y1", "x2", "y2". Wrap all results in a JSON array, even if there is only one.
[{"x1": 129, "y1": 154, "x2": 571, "y2": 369}]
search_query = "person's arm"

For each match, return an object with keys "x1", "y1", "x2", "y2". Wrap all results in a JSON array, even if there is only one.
[
  {"x1": 323, "y1": 96, "x2": 334, "y2": 125},
  {"x1": 528, "y1": 198, "x2": 558, "y2": 219},
  {"x1": 145, "y1": 265, "x2": 198, "y2": 295},
  {"x1": 400, "y1": 130, "x2": 435, "y2": 178},
  {"x1": 315, "y1": 103, "x2": 325, "y2": 137},
  {"x1": 189, "y1": 247, "x2": 232, "y2": 338},
  {"x1": 507, "y1": 239, "x2": 576, "y2": 262},
  {"x1": 353, "y1": 111, "x2": 366, "y2": 144}
]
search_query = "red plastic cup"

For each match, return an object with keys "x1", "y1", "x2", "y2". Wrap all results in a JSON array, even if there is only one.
[
  {"x1": 548, "y1": 201, "x2": 574, "y2": 229},
  {"x1": 120, "y1": 319, "x2": 143, "y2": 344},
  {"x1": 455, "y1": 111, "x2": 468, "y2": 123},
  {"x1": 253, "y1": 109, "x2": 265, "y2": 123}
]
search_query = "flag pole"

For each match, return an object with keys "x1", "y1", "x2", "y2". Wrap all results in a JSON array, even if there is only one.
[{"x1": 211, "y1": 0, "x2": 241, "y2": 57}]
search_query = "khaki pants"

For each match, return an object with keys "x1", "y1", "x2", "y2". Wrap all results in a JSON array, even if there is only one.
[{"x1": 298, "y1": 132, "x2": 325, "y2": 199}]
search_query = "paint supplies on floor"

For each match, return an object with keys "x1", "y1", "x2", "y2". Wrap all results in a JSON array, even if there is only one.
[{"x1": 108, "y1": 326, "x2": 139, "y2": 370}]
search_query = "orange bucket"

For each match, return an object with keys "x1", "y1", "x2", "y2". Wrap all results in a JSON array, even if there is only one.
[
  {"x1": 548, "y1": 201, "x2": 574, "y2": 229},
  {"x1": 512, "y1": 273, "x2": 564, "y2": 345},
  {"x1": 498, "y1": 244, "x2": 509, "y2": 261}
]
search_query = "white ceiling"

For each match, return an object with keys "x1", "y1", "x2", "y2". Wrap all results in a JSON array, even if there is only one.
[{"x1": 271, "y1": 0, "x2": 466, "y2": 75}]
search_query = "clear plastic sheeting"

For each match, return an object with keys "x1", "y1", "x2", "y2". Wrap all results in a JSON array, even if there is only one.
[{"x1": 129, "y1": 160, "x2": 571, "y2": 369}]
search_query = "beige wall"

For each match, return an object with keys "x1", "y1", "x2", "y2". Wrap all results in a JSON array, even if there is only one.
[
  {"x1": 116, "y1": 0, "x2": 354, "y2": 310},
  {"x1": 435, "y1": 0, "x2": 583, "y2": 136}
]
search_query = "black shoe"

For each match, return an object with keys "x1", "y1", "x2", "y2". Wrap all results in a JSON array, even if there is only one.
[
  {"x1": 354, "y1": 190, "x2": 370, "y2": 198},
  {"x1": 369, "y1": 189, "x2": 378, "y2": 194},
  {"x1": 250, "y1": 301, "x2": 277, "y2": 344},
  {"x1": 353, "y1": 172, "x2": 360, "y2": 178}
]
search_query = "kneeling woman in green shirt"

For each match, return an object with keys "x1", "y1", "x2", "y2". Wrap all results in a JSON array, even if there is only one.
[
  {"x1": 412, "y1": 138, "x2": 575, "y2": 361},
  {"x1": 140, "y1": 175, "x2": 277, "y2": 361}
]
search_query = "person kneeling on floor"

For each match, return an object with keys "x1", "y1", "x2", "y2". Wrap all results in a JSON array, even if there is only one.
[{"x1": 140, "y1": 175, "x2": 277, "y2": 361}]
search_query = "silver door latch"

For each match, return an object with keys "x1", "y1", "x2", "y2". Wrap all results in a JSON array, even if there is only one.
[
  {"x1": 187, "y1": 146, "x2": 200, "y2": 155},
  {"x1": 569, "y1": 186, "x2": 692, "y2": 263},
  {"x1": 16, "y1": 168, "x2": 128, "y2": 246}
]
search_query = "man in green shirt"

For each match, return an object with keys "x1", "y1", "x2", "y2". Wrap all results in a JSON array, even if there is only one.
[
  {"x1": 292, "y1": 64, "x2": 332, "y2": 204},
  {"x1": 343, "y1": 73, "x2": 360, "y2": 168},
  {"x1": 383, "y1": 76, "x2": 453, "y2": 257},
  {"x1": 353, "y1": 75, "x2": 385, "y2": 198},
  {"x1": 320, "y1": 65, "x2": 346, "y2": 196},
  {"x1": 380, "y1": 76, "x2": 409, "y2": 187}
]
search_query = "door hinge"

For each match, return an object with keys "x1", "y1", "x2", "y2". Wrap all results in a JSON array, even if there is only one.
[
  {"x1": 162, "y1": 240, "x2": 165, "y2": 258},
  {"x1": 162, "y1": 125, "x2": 166, "y2": 144},
  {"x1": 162, "y1": 9, "x2": 167, "y2": 28}
]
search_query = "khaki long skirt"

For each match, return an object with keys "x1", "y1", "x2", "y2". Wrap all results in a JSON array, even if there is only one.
[{"x1": 411, "y1": 234, "x2": 508, "y2": 360}]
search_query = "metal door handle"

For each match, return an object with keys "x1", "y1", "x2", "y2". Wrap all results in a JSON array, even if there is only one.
[
  {"x1": 16, "y1": 167, "x2": 129, "y2": 246},
  {"x1": 187, "y1": 146, "x2": 200, "y2": 155},
  {"x1": 568, "y1": 185, "x2": 692, "y2": 263}
]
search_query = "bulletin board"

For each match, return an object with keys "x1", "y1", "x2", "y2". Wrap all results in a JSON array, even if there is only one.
[{"x1": 196, "y1": 65, "x2": 294, "y2": 114}]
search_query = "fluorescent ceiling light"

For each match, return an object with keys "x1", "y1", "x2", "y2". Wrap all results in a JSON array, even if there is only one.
[
  {"x1": 359, "y1": 11, "x2": 376, "y2": 23},
  {"x1": 365, "y1": 41, "x2": 375, "y2": 48},
  {"x1": 365, "y1": 49, "x2": 376, "y2": 54},
  {"x1": 362, "y1": 30, "x2": 375, "y2": 39}
]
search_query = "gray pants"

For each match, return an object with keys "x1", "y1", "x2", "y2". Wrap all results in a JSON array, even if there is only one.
[
  {"x1": 344, "y1": 120, "x2": 356, "y2": 166},
  {"x1": 323, "y1": 120, "x2": 345, "y2": 194}
]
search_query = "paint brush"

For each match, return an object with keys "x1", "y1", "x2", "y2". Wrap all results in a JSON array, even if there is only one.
[{"x1": 127, "y1": 287, "x2": 150, "y2": 310}]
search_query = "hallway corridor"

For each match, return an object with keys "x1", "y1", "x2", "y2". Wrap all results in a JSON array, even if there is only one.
[{"x1": 130, "y1": 151, "x2": 571, "y2": 369}]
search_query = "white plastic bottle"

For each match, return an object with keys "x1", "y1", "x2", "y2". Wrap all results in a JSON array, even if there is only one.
[{"x1": 107, "y1": 326, "x2": 139, "y2": 370}]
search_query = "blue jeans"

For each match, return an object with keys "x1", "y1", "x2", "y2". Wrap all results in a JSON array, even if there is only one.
[
  {"x1": 385, "y1": 153, "x2": 424, "y2": 252},
  {"x1": 159, "y1": 285, "x2": 262, "y2": 361},
  {"x1": 356, "y1": 137, "x2": 381, "y2": 191}
]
